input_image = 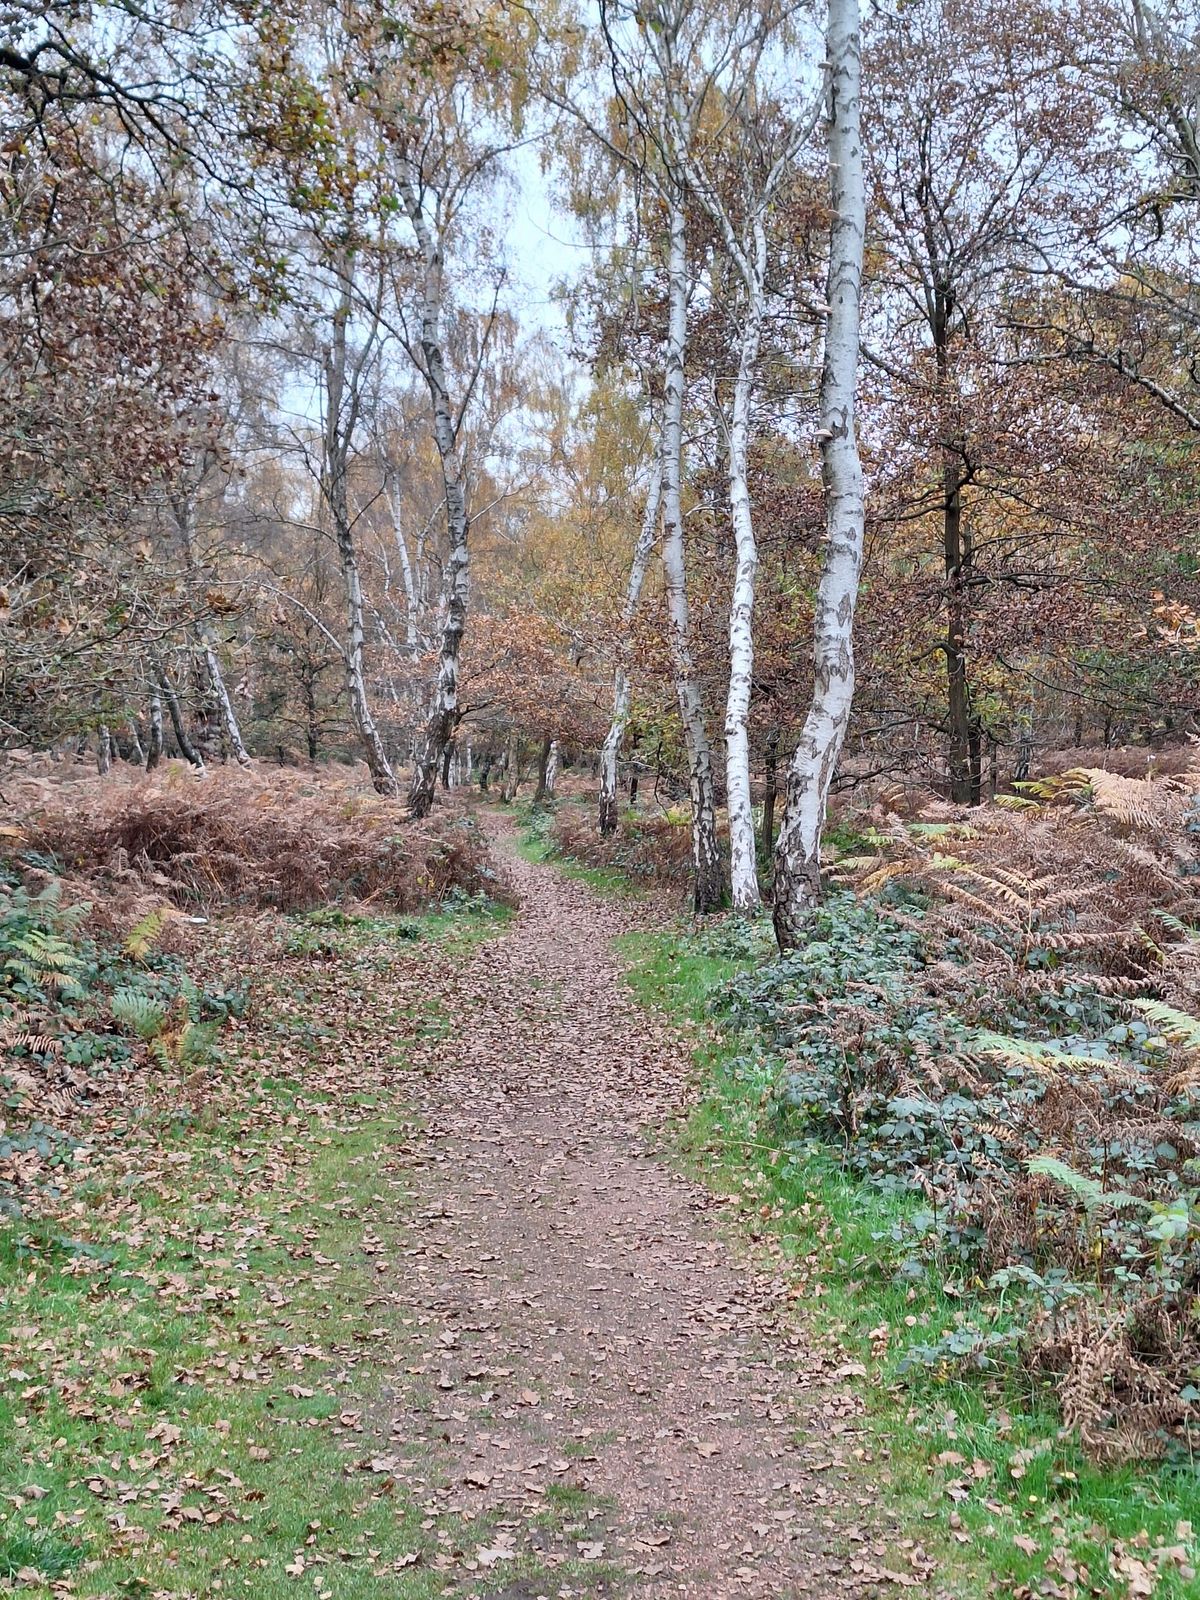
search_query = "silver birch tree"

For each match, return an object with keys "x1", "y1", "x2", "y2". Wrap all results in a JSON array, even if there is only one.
[
  {"x1": 598, "y1": 455, "x2": 661, "y2": 834},
  {"x1": 772, "y1": 0, "x2": 867, "y2": 948}
]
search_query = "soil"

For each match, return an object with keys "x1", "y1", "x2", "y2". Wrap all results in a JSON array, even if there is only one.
[{"x1": 373, "y1": 819, "x2": 917, "y2": 1598}]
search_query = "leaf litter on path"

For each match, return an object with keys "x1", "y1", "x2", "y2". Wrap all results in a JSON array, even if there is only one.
[{"x1": 374, "y1": 816, "x2": 913, "y2": 1598}]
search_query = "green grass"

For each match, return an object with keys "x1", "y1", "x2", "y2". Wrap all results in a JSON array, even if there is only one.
[
  {"x1": 0, "y1": 898, "x2": 581, "y2": 1600},
  {"x1": 617, "y1": 922, "x2": 1200, "y2": 1600},
  {"x1": 511, "y1": 806, "x2": 639, "y2": 898}
]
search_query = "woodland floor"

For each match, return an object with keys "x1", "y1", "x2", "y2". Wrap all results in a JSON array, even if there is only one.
[
  {"x1": 376, "y1": 818, "x2": 907, "y2": 1598},
  {"x1": 0, "y1": 810, "x2": 944, "y2": 1600}
]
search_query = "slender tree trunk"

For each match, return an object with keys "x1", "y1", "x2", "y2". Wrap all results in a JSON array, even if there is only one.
[
  {"x1": 501, "y1": 729, "x2": 520, "y2": 803},
  {"x1": 96, "y1": 725, "x2": 112, "y2": 775},
  {"x1": 146, "y1": 690, "x2": 163, "y2": 770},
  {"x1": 723, "y1": 232, "x2": 767, "y2": 914},
  {"x1": 533, "y1": 735, "x2": 553, "y2": 803},
  {"x1": 479, "y1": 755, "x2": 492, "y2": 793},
  {"x1": 323, "y1": 279, "x2": 398, "y2": 797},
  {"x1": 385, "y1": 480, "x2": 421, "y2": 651},
  {"x1": 171, "y1": 489, "x2": 253, "y2": 768},
  {"x1": 157, "y1": 667, "x2": 205, "y2": 770},
  {"x1": 773, "y1": 0, "x2": 866, "y2": 949},
  {"x1": 661, "y1": 196, "x2": 723, "y2": 914},
  {"x1": 943, "y1": 458, "x2": 974, "y2": 803},
  {"x1": 545, "y1": 739, "x2": 559, "y2": 797},
  {"x1": 441, "y1": 738, "x2": 455, "y2": 790},
  {"x1": 202, "y1": 647, "x2": 251, "y2": 766},
  {"x1": 401, "y1": 180, "x2": 471, "y2": 819},
  {"x1": 599, "y1": 459, "x2": 662, "y2": 835},
  {"x1": 760, "y1": 725, "x2": 780, "y2": 856},
  {"x1": 126, "y1": 720, "x2": 145, "y2": 766}
]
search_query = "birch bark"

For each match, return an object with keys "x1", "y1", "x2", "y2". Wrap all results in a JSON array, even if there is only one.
[
  {"x1": 146, "y1": 689, "x2": 163, "y2": 770},
  {"x1": 170, "y1": 489, "x2": 252, "y2": 766},
  {"x1": 398, "y1": 170, "x2": 472, "y2": 820},
  {"x1": 773, "y1": 0, "x2": 867, "y2": 949},
  {"x1": 722, "y1": 228, "x2": 767, "y2": 913},
  {"x1": 661, "y1": 196, "x2": 723, "y2": 914},
  {"x1": 323, "y1": 275, "x2": 398, "y2": 796},
  {"x1": 598, "y1": 457, "x2": 661, "y2": 835}
]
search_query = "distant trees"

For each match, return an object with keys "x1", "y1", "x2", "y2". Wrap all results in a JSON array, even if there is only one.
[{"x1": 4, "y1": 0, "x2": 1200, "y2": 937}]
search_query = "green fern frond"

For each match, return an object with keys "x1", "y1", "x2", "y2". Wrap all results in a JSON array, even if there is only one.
[
  {"x1": 123, "y1": 907, "x2": 172, "y2": 961},
  {"x1": 111, "y1": 987, "x2": 169, "y2": 1041},
  {"x1": 1027, "y1": 1155, "x2": 1148, "y2": 1217},
  {"x1": 972, "y1": 1030, "x2": 1114, "y2": 1078},
  {"x1": 1129, "y1": 999, "x2": 1200, "y2": 1050}
]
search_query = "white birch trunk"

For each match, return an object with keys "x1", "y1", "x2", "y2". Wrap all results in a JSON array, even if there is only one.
[
  {"x1": 399, "y1": 172, "x2": 471, "y2": 819},
  {"x1": 146, "y1": 689, "x2": 163, "y2": 770},
  {"x1": 773, "y1": 0, "x2": 867, "y2": 949},
  {"x1": 501, "y1": 727, "x2": 520, "y2": 802},
  {"x1": 660, "y1": 197, "x2": 723, "y2": 914},
  {"x1": 203, "y1": 646, "x2": 252, "y2": 766},
  {"x1": 323, "y1": 277, "x2": 397, "y2": 797},
  {"x1": 723, "y1": 224, "x2": 767, "y2": 914},
  {"x1": 96, "y1": 725, "x2": 112, "y2": 775},
  {"x1": 546, "y1": 740, "x2": 560, "y2": 796},
  {"x1": 599, "y1": 457, "x2": 661, "y2": 835},
  {"x1": 385, "y1": 479, "x2": 420, "y2": 651},
  {"x1": 170, "y1": 487, "x2": 253, "y2": 767}
]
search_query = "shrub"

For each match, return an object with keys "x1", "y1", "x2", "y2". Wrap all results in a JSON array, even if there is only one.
[
  {"x1": 7, "y1": 763, "x2": 508, "y2": 913},
  {"x1": 552, "y1": 806, "x2": 694, "y2": 885}
]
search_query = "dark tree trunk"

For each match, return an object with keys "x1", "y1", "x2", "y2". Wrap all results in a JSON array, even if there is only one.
[
  {"x1": 158, "y1": 667, "x2": 204, "y2": 769},
  {"x1": 479, "y1": 756, "x2": 492, "y2": 793},
  {"x1": 533, "y1": 735, "x2": 552, "y2": 804},
  {"x1": 968, "y1": 720, "x2": 983, "y2": 808},
  {"x1": 760, "y1": 725, "x2": 780, "y2": 856},
  {"x1": 441, "y1": 739, "x2": 455, "y2": 790}
]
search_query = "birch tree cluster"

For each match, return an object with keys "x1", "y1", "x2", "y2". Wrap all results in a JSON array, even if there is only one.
[{"x1": 2, "y1": 0, "x2": 1200, "y2": 942}]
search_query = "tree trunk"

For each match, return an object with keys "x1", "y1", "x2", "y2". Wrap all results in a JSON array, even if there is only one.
[
  {"x1": 723, "y1": 232, "x2": 767, "y2": 914},
  {"x1": 545, "y1": 739, "x2": 560, "y2": 797},
  {"x1": 661, "y1": 196, "x2": 723, "y2": 914},
  {"x1": 146, "y1": 690, "x2": 164, "y2": 770},
  {"x1": 126, "y1": 720, "x2": 146, "y2": 766},
  {"x1": 441, "y1": 738, "x2": 455, "y2": 790},
  {"x1": 599, "y1": 459, "x2": 662, "y2": 835},
  {"x1": 203, "y1": 647, "x2": 251, "y2": 765},
  {"x1": 479, "y1": 755, "x2": 492, "y2": 793},
  {"x1": 96, "y1": 725, "x2": 112, "y2": 775},
  {"x1": 401, "y1": 179, "x2": 471, "y2": 820},
  {"x1": 158, "y1": 666, "x2": 205, "y2": 770},
  {"x1": 323, "y1": 277, "x2": 398, "y2": 797},
  {"x1": 501, "y1": 729, "x2": 520, "y2": 803},
  {"x1": 760, "y1": 725, "x2": 780, "y2": 856},
  {"x1": 171, "y1": 489, "x2": 253, "y2": 768},
  {"x1": 533, "y1": 735, "x2": 553, "y2": 803},
  {"x1": 773, "y1": 0, "x2": 866, "y2": 950},
  {"x1": 944, "y1": 457, "x2": 974, "y2": 804}
]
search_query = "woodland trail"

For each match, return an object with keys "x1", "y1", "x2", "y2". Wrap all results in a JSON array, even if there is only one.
[{"x1": 376, "y1": 818, "x2": 908, "y2": 1599}]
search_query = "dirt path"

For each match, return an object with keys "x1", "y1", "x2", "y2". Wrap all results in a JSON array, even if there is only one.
[{"x1": 380, "y1": 821, "x2": 905, "y2": 1598}]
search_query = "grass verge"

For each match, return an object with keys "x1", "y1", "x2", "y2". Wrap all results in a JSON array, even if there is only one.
[
  {"x1": 0, "y1": 898, "x2": 612, "y2": 1599},
  {"x1": 617, "y1": 923, "x2": 1200, "y2": 1600}
]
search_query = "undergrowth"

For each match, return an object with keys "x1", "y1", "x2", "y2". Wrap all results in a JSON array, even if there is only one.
[{"x1": 619, "y1": 919, "x2": 1200, "y2": 1599}]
